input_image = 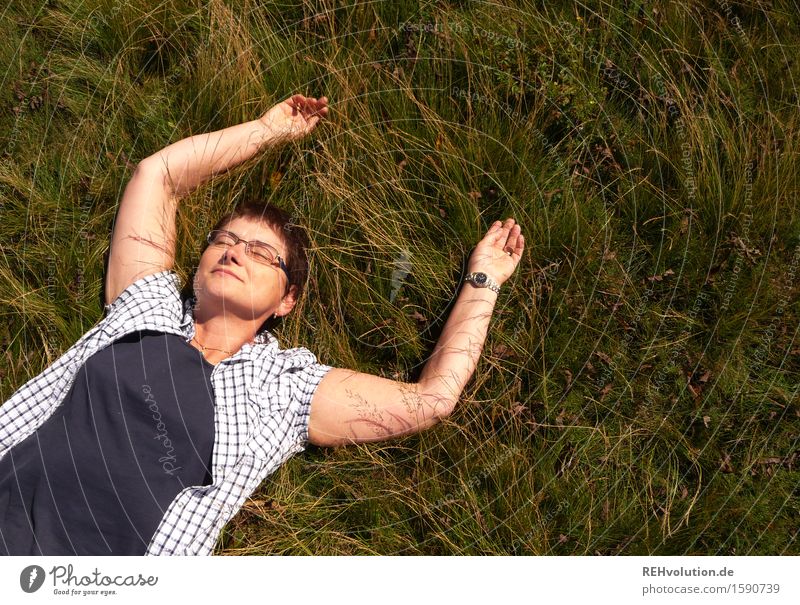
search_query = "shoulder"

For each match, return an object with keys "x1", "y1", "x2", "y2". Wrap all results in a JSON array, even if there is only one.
[
  {"x1": 103, "y1": 269, "x2": 182, "y2": 317},
  {"x1": 251, "y1": 337, "x2": 332, "y2": 393},
  {"x1": 251, "y1": 329, "x2": 323, "y2": 367},
  {"x1": 278, "y1": 344, "x2": 327, "y2": 368},
  {"x1": 278, "y1": 346, "x2": 334, "y2": 404}
]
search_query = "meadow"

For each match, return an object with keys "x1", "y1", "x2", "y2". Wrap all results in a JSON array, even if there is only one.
[{"x1": 0, "y1": 0, "x2": 797, "y2": 555}]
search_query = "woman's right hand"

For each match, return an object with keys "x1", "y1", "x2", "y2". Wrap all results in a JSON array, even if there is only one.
[{"x1": 258, "y1": 94, "x2": 329, "y2": 141}]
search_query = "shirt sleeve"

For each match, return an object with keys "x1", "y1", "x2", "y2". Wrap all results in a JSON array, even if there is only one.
[
  {"x1": 282, "y1": 350, "x2": 333, "y2": 450},
  {"x1": 102, "y1": 269, "x2": 182, "y2": 318}
]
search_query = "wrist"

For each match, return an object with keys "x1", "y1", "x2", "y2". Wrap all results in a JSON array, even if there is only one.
[
  {"x1": 255, "y1": 118, "x2": 287, "y2": 147},
  {"x1": 463, "y1": 270, "x2": 501, "y2": 294}
]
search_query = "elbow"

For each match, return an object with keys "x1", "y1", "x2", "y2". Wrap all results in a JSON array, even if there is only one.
[
  {"x1": 135, "y1": 157, "x2": 171, "y2": 192},
  {"x1": 132, "y1": 158, "x2": 158, "y2": 184},
  {"x1": 418, "y1": 382, "x2": 457, "y2": 422},
  {"x1": 135, "y1": 158, "x2": 185, "y2": 202},
  {"x1": 435, "y1": 399, "x2": 457, "y2": 422},
  {"x1": 134, "y1": 156, "x2": 159, "y2": 176}
]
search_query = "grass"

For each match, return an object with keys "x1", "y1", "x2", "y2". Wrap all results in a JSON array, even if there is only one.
[{"x1": 0, "y1": 0, "x2": 798, "y2": 555}]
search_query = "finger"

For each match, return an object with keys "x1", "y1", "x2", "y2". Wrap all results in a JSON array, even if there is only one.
[
  {"x1": 298, "y1": 95, "x2": 314, "y2": 113},
  {"x1": 501, "y1": 218, "x2": 517, "y2": 237},
  {"x1": 288, "y1": 95, "x2": 304, "y2": 114},
  {"x1": 486, "y1": 220, "x2": 503, "y2": 240},
  {"x1": 503, "y1": 224, "x2": 522, "y2": 253},
  {"x1": 506, "y1": 233, "x2": 524, "y2": 259},
  {"x1": 491, "y1": 217, "x2": 514, "y2": 243},
  {"x1": 306, "y1": 98, "x2": 324, "y2": 117}
]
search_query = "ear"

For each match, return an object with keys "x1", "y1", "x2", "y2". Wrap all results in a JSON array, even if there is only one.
[{"x1": 277, "y1": 284, "x2": 299, "y2": 317}]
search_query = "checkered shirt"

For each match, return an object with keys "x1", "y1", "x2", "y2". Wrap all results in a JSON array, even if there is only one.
[{"x1": 0, "y1": 270, "x2": 332, "y2": 555}]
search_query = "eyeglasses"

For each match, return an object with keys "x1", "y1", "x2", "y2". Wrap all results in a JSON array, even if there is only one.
[{"x1": 206, "y1": 229, "x2": 291, "y2": 285}]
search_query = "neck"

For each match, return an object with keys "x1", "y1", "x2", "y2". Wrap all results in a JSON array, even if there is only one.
[{"x1": 191, "y1": 309, "x2": 261, "y2": 364}]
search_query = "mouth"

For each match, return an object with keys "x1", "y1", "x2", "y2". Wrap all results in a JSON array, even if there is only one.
[{"x1": 213, "y1": 268, "x2": 242, "y2": 282}]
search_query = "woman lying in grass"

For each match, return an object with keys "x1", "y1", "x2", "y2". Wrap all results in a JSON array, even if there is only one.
[{"x1": 0, "y1": 94, "x2": 524, "y2": 555}]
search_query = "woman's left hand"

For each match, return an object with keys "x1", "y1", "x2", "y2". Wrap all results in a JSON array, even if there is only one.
[
  {"x1": 467, "y1": 218, "x2": 525, "y2": 286},
  {"x1": 259, "y1": 94, "x2": 329, "y2": 141}
]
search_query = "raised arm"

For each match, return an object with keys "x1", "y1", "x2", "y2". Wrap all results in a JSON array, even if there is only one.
[
  {"x1": 104, "y1": 94, "x2": 329, "y2": 307},
  {"x1": 308, "y1": 219, "x2": 524, "y2": 447}
]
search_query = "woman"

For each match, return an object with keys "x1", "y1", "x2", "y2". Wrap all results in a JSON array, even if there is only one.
[{"x1": 0, "y1": 94, "x2": 524, "y2": 555}]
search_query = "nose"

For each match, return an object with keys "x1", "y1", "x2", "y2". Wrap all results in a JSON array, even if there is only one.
[{"x1": 222, "y1": 241, "x2": 247, "y2": 265}]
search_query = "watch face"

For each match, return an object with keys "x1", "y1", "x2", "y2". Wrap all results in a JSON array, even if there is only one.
[{"x1": 473, "y1": 272, "x2": 487, "y2": 285}]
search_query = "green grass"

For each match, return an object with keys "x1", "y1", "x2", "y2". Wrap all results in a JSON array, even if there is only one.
[{"x1": 1, "y1": 0, "x2": 798, "y2": 555}]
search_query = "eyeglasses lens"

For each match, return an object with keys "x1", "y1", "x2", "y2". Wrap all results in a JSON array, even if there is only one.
[{"x1": 209, "y1": 231, "x2": 275, "y2": 264}]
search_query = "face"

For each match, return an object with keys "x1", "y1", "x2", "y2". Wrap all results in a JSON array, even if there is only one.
[{"x1": 193, "y1": 216, "x2": 297, "y2": 325}]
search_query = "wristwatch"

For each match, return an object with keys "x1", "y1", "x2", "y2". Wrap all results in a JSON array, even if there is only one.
[{"x1": 464, "y1": 271, "x2": 501, "y2": 294}]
